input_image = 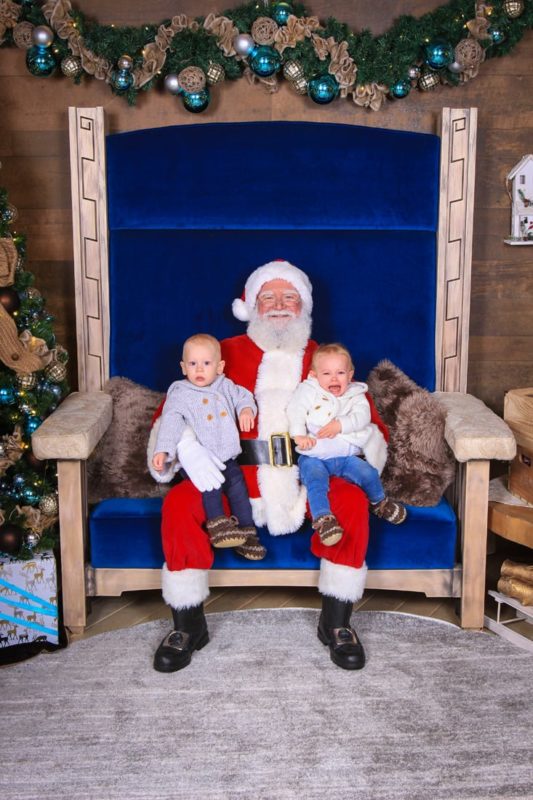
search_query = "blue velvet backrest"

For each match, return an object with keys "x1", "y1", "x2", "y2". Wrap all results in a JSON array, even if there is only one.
[{"x1": 106, "y1": 121, "x2": 440, "y2": 391}]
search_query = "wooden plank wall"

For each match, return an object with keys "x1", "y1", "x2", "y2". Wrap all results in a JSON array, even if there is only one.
[{"x1": 0, "y1": 0, "x2": 532, "y2": 414}]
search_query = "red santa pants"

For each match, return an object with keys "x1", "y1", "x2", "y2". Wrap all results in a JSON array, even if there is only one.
[{"x1": 161, "y1": 470, "x2": 369, "y2": 571}]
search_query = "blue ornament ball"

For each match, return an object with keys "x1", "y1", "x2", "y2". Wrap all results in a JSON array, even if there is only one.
[
  {"x1": 12, "y1": 475, "x2": 26, "y2": 489},
  {"x1": 26, "y1": 44, "x2": 57, "y2": 77},
  {"x1": 308, "y1": 74, "x2": 340, "y2": 105},
  {"x1": 24, "y1": 416, "x2": 43, "y2": 435},
  {"x1": 391, "y1": 79, "x2": 411, "y2": 99},
  {"x1": 181, "y1": 88, "x2": 210, "y2": 113},
  {"x1": 271, "y1": 2, "x2": 293, "y2": 25},
  {"x1": 489, "y1": 26, "x2": 506, "y2": 44},
  {"x1": 111, "y1": 68, "x2": 134, "y2": 93},
  {"x1": 0, "y1": 386, "x2": 15, "y2": 405},
  {"x1": 249, "y1": 45, "x2": 282, "y2": 78},
  {"x1": 21, "y1": 485, "x2": 41, "y2": 504},
  {"x1": 424, "y1": 40, "x2": 454, "y2": 70}
]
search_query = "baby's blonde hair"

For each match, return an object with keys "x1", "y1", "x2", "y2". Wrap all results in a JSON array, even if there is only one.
[
  {"x1": 311, "y1": 342, "x2": 354, "y2": 372},
  {"x1": 182, "y1": 333, "x2": 221, "y2": 361}
]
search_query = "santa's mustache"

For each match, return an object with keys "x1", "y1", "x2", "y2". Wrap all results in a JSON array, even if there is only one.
[{"x1": 263, "y1": 309, "x2": 297, "y2": 318}]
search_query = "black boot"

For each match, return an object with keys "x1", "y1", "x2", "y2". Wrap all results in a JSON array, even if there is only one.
[
  {"x1": 153, "y1": 604, "x2": 209, "y2": 673},
  {"x1": 317, "y1": 595, "x2": 365, "y2": 670}
]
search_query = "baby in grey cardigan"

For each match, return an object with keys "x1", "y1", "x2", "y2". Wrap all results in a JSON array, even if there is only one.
[{"x1": 152, "y1": 334, "x2": 265, "y2": 560}]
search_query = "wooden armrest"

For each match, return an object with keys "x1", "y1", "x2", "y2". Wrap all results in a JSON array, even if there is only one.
[
  {"x1": 31, "y1": 391, "x2": 113, "y2": 460},
  {"x1": 434, "y1": 392, "x2": 516, "y2": 463}
]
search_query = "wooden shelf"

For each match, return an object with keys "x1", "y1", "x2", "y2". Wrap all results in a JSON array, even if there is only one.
[{"x1": 488, "y1": 501, "x2": 533, "y2": 550}]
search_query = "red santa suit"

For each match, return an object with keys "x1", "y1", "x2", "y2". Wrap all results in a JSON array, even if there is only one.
[{"x1": 148, "y1": 261, "x2": 388, "y2": 611}]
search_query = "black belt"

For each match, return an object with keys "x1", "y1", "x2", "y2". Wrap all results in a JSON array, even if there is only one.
[{"x1": 237, "y1": 434, "x2": 298, "y2": 467}]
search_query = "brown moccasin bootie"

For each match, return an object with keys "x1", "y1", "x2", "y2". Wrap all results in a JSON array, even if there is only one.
[
  {"x1": 312, "y1": 514, "x2": 344, "y2": 546},
  {"x1": 235, "y1": 526, "x2": 267, "y2": 560},
  {"x1": 205, "y1": 515, "x2": 247, "y2": 548},
  {"x1": 370, "y1": 497, "x2": 407, "y2": 525}
]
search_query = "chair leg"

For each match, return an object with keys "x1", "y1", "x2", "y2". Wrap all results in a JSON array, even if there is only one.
[
  {"x1": 57, "y1": 460, "x2": 88, "y2": 632},
  {"x1": 460, "y1": 460, "x2": 490, "y2": 629}
]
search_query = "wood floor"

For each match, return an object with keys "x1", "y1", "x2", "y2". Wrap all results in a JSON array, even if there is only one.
[{"x1": 73, "y1": 546, "x2": 533, "y2": 645}]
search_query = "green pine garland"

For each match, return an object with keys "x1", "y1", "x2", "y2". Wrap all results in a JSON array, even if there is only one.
[{"x1": 1, "y1": 1, "x2": 532, "y2": 109}]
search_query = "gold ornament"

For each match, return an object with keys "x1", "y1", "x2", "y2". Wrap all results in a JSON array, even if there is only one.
[
  {"x1": 12, "y1": 20, "x2": 34, "y2": 49},
  {"x1": 418, "y1": 71, "x2": 440, "y2": 91},
  {"x1": 178, "y1": 66, "x2": 206, "y2": 93},
  {"x1": 16, "y1": 372, "x2": 37, "y2": 390},
  {"x1": 454, "y1": 38, "x2": 484, "y2": 69},
  {"x1": 44, "y1": 361, "x2": 67, "y2": 383},
  {"x1": 251, "y1": 16, "x2": 279, "y2": 46},
  {"x1": 503, "y1": 0, "x2": 524, "y2": 18},
  {"x1": 283, "y1": 59, "x2": 304, "y2": 82},
  {"x1": 292, "y1": 76, "x2": 308, "y2": 95},
  {"x1": 61, "y1": 54, "x2": 83, "y2": 78},
  {"x1": 0, "y1": 237, "x2": 17, "y2": 287},
  {"x1": 39, "y1": 494, "x2": 59, "y2": 516},
  {"x1": 206, "y1": 62, "x2": 225, "y2": 85}
]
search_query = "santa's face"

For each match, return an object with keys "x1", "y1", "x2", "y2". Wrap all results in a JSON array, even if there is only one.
[{"x1": 256, "y1": 279, "x2": 302, "y2": 324}]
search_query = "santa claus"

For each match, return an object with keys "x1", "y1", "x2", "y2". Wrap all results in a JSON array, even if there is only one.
[{"x1": 149, "y1": 260, "x2": 388, "y2": 672}]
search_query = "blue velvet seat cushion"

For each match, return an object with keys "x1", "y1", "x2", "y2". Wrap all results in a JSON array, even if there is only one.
[{"x1": 89, "y1": 497, "x2": 456, "y2": 571}]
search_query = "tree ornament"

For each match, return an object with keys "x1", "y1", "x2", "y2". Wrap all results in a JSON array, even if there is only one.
[
  {"x1": 39, "y1": 494, "x2": 58, "y2": 516},
  {"x1": 26, "y1": 42, "x2": 56, "y2": 77},
  {"x1": 283, "y1": 59, "x2": 304, "y2": 81},
  {"x1": 308, "y1": 74, "x2": 340, "y2": 104},
  {"x1": 418, "y1": 70, "x2": 440, "y2": 91},
  {"x1": 16, "y1": 372, "x2": 37, "y2": 390},
  {"x1": 391, "y1": 79, "x2": 411, "y2": 98},
  {"x1": 25, "y1": 530, "x2": 41, "y2": 549},
  {"x1": 206, "y1": 62, "x2": 225, "y2": 85},
  {"x1": 454, "y1": 39, "x2": 484, "y2": 70},
  {"x1": 61, "y1": 55, "x2": 83, "y2": 78},
  {"x1": 24, "y1": 415, "x2": 43, "y2": 435},
  {"x1": 0, "y1": 386, "x2": 15, "y2": 404},
  {"x1": 178, "y1": 66, "x2": 206, "y2": 94},
  {"x1": 164, "y1": 73, "x2": 181, "y2": 95},
  {"x1": 251, "y1": 17, "x2": 279, "y2": 45},
  {"x1": 271, "y1": 2, "x2": 293, "y2": 25},
  {"x1": 233, "y1": 33, "x2": 255, "y2": 57},
  {"x1": 44, "y1": 361, "x2": 67, "y2": 383},
  {"x1": 111, "y1": 55, "x2": 134, "y2": 93},
  {"x1": 32, "y1": 25, "x2": 54, "y2": 48},
  {"x1": 424, "y1": 40, "x2": 454, "y2": 70},
  {"x1": 2, "y1": 203, "x2": 18, "y2": 224},
  {"x1": 0, "y1": 523, "x2": 24, "y2": 555},
  {"x1": 22, "y1": 484, "x2": 41, "y2": 504},
  {"x1": 408, "y1": 65, "x2": 421, "y2": 80},
  {"x1": 0, "y1": 286, "x2": 21, "y2": 314},
  {"x1": 13, "y1": 21, "x2": 34, "y2": 50},
  {"x1": 181, "y1": 88, "x2": 210, "y2": 114},
  {"x1": 292, "y1": 76, "x2": 308, "y2": 95},
  {"x1": 503, "y1": 0, "x2": 524, "y2": 18},
  {"x1": 488, "y1": 26, "x2": 506, "y2": 44},
  {"x1": 249, "y1": 45, "x2": 282, "y2": 77},
  {"x1": 447, "y1": 61, "x2": 464, "y2": 74}
]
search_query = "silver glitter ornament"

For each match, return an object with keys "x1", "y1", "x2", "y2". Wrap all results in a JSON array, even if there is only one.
[
  {"x1": 32, "y1": 25, "x2": 54, "y2": 48},
  {"x1": 39, "y1": 494, "x2": 59, "y2": 516}
]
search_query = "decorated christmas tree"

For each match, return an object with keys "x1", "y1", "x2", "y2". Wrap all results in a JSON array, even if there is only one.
[{"x1": 0, "y1": 183, "x2": 69, "y2": 558}]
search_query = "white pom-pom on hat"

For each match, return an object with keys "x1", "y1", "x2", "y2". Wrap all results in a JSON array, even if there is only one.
[{"x1": 232, "y1": 260, "x2": 313, "y2": 322}]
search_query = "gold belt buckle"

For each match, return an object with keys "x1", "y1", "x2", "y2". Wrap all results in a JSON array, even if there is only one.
[{"x1": 268, "y1": 432, "x2": 293, "y2": 468}]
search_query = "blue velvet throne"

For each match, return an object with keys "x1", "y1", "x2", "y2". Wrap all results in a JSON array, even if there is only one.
[{"x1": 33, "y1": 106, "x2": 516, "y2": 633}]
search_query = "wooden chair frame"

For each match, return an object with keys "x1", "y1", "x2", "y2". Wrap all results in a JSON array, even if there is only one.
[{"x1": 34, "y1": 106, "x2": 517, "y2": 633}]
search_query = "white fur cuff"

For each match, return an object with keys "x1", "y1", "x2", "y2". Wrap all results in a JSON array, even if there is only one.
[
  {"x1": 161, "y1": 564, "x2": 210, "y2": 609},
  {"x1": 318, "y1": 559, "x2": 368, "y2": 603}
]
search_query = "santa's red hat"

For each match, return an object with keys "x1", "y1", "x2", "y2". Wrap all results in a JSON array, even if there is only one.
[{"x1": 232, "y1": 260, "x2": 313, "y2": 322}]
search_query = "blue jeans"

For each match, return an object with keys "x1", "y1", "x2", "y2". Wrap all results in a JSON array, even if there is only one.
[
  {"x1": 298, "y1": 454, "x2": 385, "y2": 520},
  {"x1": 201, "y1": 458, "x2": 254, "y2": 526}
]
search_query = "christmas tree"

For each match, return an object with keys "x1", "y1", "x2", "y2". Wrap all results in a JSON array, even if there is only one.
[{"x1": 0, "y1": 183, "x2": 69, "y2": 558}]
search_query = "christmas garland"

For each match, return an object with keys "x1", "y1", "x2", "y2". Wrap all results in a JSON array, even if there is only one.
[
  {"x1": 0, "y1": 0, "x2": 531, "y2": 110},
  {"x1": 0, "y1": 0, "x2": 532, "y2": 111}
]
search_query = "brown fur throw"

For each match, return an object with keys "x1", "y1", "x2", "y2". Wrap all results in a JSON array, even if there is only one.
[
  {"x1": 367, "y1": 359, "x2": 455, "y2": 506},
  {"x1": 87, "y1": 376, "x2": 167, "y2": 504}
]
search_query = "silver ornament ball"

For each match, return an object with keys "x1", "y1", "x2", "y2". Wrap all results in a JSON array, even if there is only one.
[
  {"x1": 117, "y1": 55, "x2": 133, "y2": 71},
  {"x1": 408, "y1": 65, "x2": 421, "y2": 80},
  {"x1": 25, "y1": 531, "x2": 40, "y2": 548},
  {"x1": 233, "y1": 33, "x2": 255, "y2": 57},
  {"x1": 447, "y1": 61, "x2": 464, "y2": 74},
  {"x1": 32, "y1": 25, "x2": 54, "y2": 48},
  {"x1": 164, "y1": 73, "x2": 181, "y2": 95}
]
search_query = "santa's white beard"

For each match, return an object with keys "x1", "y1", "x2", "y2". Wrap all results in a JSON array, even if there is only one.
[{"x1": 247, "y1": 308, "x2": 312, "y2": 353}]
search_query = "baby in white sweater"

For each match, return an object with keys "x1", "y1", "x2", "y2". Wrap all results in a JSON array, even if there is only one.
[{"x1": 287, "y1": 343, "x2": 406, "y2": 546}]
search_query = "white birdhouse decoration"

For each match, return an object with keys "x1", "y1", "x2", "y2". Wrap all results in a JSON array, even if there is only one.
[{"x1": 505, "y1": 154, "x2": 533, "y2": 245}]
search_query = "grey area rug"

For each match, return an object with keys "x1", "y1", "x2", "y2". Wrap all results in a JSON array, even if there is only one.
[{"x1": 1, "y1": 609, "x2": 533, "y2": 800}]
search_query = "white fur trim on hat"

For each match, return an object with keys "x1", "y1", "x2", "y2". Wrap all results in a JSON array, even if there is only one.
[{"x1": 232, "y1": 260, "x2": 313, "y2": 322}]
